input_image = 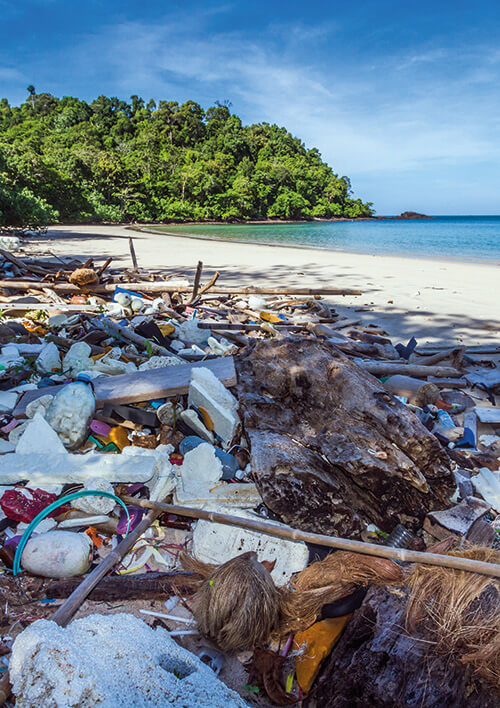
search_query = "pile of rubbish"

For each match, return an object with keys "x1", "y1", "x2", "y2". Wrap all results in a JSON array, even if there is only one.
[{"x1": 0, "y1": 241, "x2": 499, "y2": 706}]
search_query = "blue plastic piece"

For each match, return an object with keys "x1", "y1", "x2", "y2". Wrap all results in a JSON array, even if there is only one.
[{"x1": 179, "y1": 436, "x2": 240, "y2": 480}]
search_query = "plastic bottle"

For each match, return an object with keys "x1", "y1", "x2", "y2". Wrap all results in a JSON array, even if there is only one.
[
  {"x1": 384, "y1": 524, "x2": 414, "y2": 549},
  {"x1": 436, "y1": 410, "x2": 455, "y2": 429},
  {"x1": 45, "y1": 375, "x2": 95, "y2": 449}
]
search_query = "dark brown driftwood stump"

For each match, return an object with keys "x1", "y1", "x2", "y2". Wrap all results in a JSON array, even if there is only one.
[
  {"x1": 236, "y1": 339, "x2": 454, "y2": 537},
  {"x1": 308, "y1": 586, "x2": 499, "y2": 707}
]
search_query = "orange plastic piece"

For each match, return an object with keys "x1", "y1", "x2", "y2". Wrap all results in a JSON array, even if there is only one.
[
  {"x1": 91, "y1": 346, "x2": 112, "y2": 362},
  {"x1": 293, "y1": 615, "x2": 351, "y2": 692},
  {"x1": 85, "y1": 526, "x2": 104, "y2": 548},
  {"x1": 70, "y1": 295, "x2": 88, "y2": 304},
  {"x1": 108, "y1": 426, "x2": 130, "y2": 451},
  {"x1": 259, "y1": 311, "x2": 282, "y2": 323}
]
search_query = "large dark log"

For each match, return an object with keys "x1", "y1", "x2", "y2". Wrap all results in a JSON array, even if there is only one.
[
  {"x1": 236, "y1": 339, "x2": 454, "y2": 538},
  {"x1": 308, "y1": 586, "x2": 499, "y2": 707}
]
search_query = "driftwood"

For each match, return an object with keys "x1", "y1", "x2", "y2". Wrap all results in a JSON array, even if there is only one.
[
  {"x1": 358, "y1": 360, "x2": 462, "y2": 378},
  {"x1": 46, "y1": 571, "x2": 201, "y2": 601},
  {"x1": 0, "y1": 280, "x2": 362, "y2": 295},
  {"x1": 236, "y1": 339, "x2": 454, "y2": 538},
  {"x1": 309, "y1": 586, "x2": 499, "y2": 707}
]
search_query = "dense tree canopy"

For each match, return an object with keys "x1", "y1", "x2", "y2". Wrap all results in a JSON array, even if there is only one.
[{"x1": 0, "y1": 90, "x2": 373, "y2": 227}]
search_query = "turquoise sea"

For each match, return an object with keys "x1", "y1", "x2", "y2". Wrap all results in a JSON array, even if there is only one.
[{"x1": 149, "y1": 216, "x2": 500, "y2": 263}]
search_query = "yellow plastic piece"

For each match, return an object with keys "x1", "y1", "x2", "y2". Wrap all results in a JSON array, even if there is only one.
[
  {"x1": 196, "y1": 406, "x2": 214, "y2": 431},
  {"x1": 108, "y1": 426, "x2": 130, "y2": 451},
  {"x1": 293, "y1": 615, "x2": 351, "y2": 692},
  {"x1": 158, "y1": 323, "x2": 176, "y2": 336},
  {"x1": 91, "y1": 346, "x2": 112, "y2": 362},
  {"x1": 259, "y1": 310, "x2": 282, "y2": 323}
]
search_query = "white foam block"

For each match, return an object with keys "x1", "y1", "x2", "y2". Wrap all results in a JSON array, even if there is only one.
[
  {"x1": 15, "y1": 413, "x2": 67, "y2": 455},
  {"x1": 0, "y1": 452, "x2": 156, "y2": 486}
]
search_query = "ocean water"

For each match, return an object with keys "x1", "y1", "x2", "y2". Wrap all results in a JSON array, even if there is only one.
[{"x1": 149, "y1": 216, "x2": 500, "y2": 262}]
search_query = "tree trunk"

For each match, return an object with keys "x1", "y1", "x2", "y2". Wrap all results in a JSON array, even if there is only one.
[
  {"x1": 308, "y1": 586, "x2": 499, "y2": 707},
  {"x1": 236, "y1": 339, "x2": 454, "y2": 538}
]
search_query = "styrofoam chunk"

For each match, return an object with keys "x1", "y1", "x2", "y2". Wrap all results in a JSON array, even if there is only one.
[
  {"x1": 193, "y1": 505, "x2": 309, "y2": 585},
  {"x1": 15, "y1": 413, "x2": 67, "y2": 455}
]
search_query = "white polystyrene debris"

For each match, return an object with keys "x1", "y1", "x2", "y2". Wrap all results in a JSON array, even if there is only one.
[
  {"x1": 121, "y1": 444, "x2": 176, "y2": 501},
  {"x1": 472, "y1": 467, "x2": 500, "y2": 512},
  {"x1": 0, "y1": 235, "x2": 20, "y2": 251},
  {"x1": 25, "y1": 394, "x2": 54, "y2": 419},
  {"x1": 15, "y1": 413, "x2": 67, "y2": 455},
  {"x1": 0, "y1": 438, "x2": 15, "y2": 453},
  {"x1": 45, "y1": 382, "x2": 95, "y2": 449},
  {"x1": 179, "y1": 409, "x2": 214, "y2": 443},
  {"x1": 93, "y1": 352, "x2": 136, "y2": 375},
  {"x1": 21, "y1": 531, "x2": 92, "y2": 578},
  {"x1": 72, "y1": 478, "x2": 116, "y2": 514},
  {"x1": 62, "y1": 342, "x2": 94, "y2": 374},
  {"x1": 59, "y1": 514, "x2": 110, "y2": 528},
  {"x1": 8, "y1": 421, "x2": 29, "y2": 445},
  {"x1": 0, "y1": 344, "x2": 23, "y2": 370},
  {"x1": 10, "y1": 614, "x2": 246, "y2": 707},
  {"x1": 138, "y1": 355, "x2": 183, "y2": 370},
  {"x1": 0, "y1": 390, "x2": 18, "y2": 413},
  {"x1": 17, "y1": 518, "x2": 57, "y2": 535},
  {"x1": 177, "y1": 319, "x2": 210, "y2": 345},
  {"x1": 207, "y1": 336, "x2": 235, "y2": 356},
  {"x1": 174, "y1": 481, "x2": 261, "y2": 509},
  {"x1": 188, "y1": 367, "x2": 239, "y2": 446},
  {"x1": 247, "y1": 294, "x2": 268, "y2": 310},
  {"x1": 170, "y1": 339, "x2": 184, "y2": 352},
  {"x1": 179, "y1": 443, "x2": 222, "y2": 497},
  {"x1": 0, "y1": 451, "x2": 156, "y2": 486},
  {"x1": 34, "y1": 343, "x2": 61, "y2": 374},
  {"x1": 193, "y1": 505, "x2": 309, "y2": 586}
]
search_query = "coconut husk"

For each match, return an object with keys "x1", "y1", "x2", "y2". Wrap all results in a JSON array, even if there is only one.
[
  {"x1": 181, "y1": 551, "x2": 280, "y2": 652},
  {"x1": 68, "y1": 268, "x2": 99, "y2": 288},
  {"x1": 406, "y1": 546, "x2": 500, "y2": 687},
  {"x1": 278, "y1": 551, "x2": 404, "y2": 634}
]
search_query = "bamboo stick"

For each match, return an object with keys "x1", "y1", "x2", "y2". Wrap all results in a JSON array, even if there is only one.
[
  {"x1": 0, "y1": 280, "x2": 362, "y2": 296},
  {"x1": 120, "y1": 497, "x2": 500, "y2": 579}
]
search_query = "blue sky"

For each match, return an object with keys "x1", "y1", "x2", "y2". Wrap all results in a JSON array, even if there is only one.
[{"x1": 1, "y1": 0, "x2": 499, "y2": 214}]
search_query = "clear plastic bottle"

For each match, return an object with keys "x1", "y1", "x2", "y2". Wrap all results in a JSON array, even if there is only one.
[{"x1": 45, "y1": 375, "x2": 95, "y2": 450}]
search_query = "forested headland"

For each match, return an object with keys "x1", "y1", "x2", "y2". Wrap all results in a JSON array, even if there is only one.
[{"x1": 0, "y1": 90, "x2": 373, "y2": 227}]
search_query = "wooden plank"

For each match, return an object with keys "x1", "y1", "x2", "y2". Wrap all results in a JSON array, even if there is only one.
[
  {"x1": 13, "y1": 357, "x2": 237, "y2": 416},
  {"x1": 475, "y1": 407, "x2": 500, "y2": 424},
  {"x1": 93, "y1": 356, "x2": 237, "y2": 406},
  {"x1": 358, "y1": 361, "x2": 462, "y2": 378}
]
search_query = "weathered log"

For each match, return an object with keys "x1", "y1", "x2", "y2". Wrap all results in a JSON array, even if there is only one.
[
  {"x1": 46, "y1": 571, "x2": 201, "y2": 601},
  {"x1": 358, "y1": 360, "x2": 461, "y2": 378},
  {"x1": 309, "y1": 586, "x2": 499, "y2": 707},
  {"x1": 236, "y1": 339, "x2": 454, "y2": 538}
]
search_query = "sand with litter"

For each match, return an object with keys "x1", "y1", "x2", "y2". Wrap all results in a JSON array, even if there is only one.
[{"x1": 31, "y1": 224, "x2": 500, "y2": 347}]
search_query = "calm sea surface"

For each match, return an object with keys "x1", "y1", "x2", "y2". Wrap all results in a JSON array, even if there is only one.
[{"x1": 149, "y1": 216, "x2": 500, "y2": 262}]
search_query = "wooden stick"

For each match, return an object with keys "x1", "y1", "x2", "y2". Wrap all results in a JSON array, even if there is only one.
[
  {"x1": 96, "y1": 257, "x2": 113, "y2": 277},
  {"x1": 197, "y1": 271, "x2": 220, "y2": 297},
  {"x1": 358, "y1": 361, "x2": 462, "y2": 378},
  {"x1": 188, "y1": 260, "x2": 203, "y2": 304},
  {"x1": 51, "y1": 509, "x2": 159, "y2": 627},
  {"x1": 0, "y1": 280, "x2": 363, "y2": 296},
  {"x1": 416, "y1": 347, "x2": 465, "y2": 366},
  {"x1": 89, "y1": 317, "x2": 177, "y2": 359},
  {"x1": 121, "y1": 497, "x2": 500, "y2": 579},
  {"x1": 128, "y1": 238, "x2": 138, "y2": 270}
]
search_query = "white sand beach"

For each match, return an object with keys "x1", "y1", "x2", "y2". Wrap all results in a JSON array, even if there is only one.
[{"x1": 32, "y1": 224, "x2": 499, "y2": 347}]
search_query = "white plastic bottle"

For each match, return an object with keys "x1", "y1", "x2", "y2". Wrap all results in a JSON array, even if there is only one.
[{"x1": 45, "y1": 375, "x2": 96, "y2": 449}]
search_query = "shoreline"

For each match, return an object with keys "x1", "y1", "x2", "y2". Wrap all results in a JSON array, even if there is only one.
[
  {"x1": 131, "y1": 224, "x2": 499, "y2": 267},
  {"x1": 28, "y1": 224, "x2": 500, "y2": 347}
]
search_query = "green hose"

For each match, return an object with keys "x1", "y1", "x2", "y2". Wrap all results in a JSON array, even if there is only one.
[{"x1": 12, "y1": 490, "x2": 131, "y2": 576}]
